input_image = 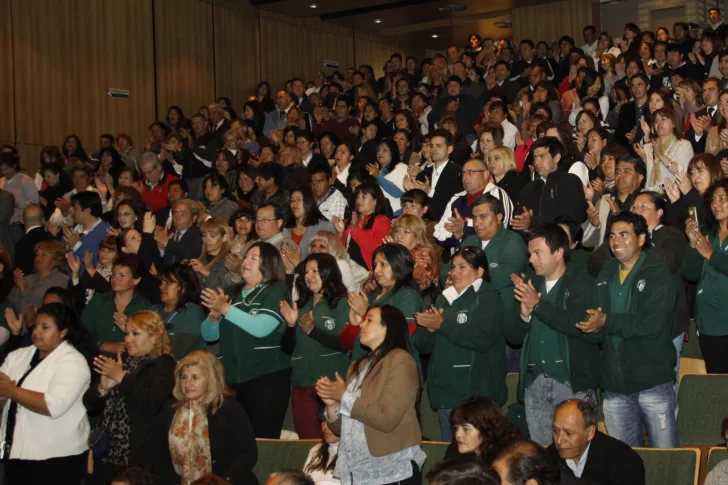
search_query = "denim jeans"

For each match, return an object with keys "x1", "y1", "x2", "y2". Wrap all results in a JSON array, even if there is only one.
[
  {"x1": 524, "y1": 374, "x2": 596, "y2": 446},
  {"x1": 438, "y1": 408, "x2": 453, "y2": 442},
  {"x1": 603, "y1": 382, "x2": 680, "y2": 448},
  {"x1": 672, "y1": 333, "x2": 684, "y2": 405}
]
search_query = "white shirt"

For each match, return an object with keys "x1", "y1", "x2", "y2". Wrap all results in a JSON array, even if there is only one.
[
  {"x1": 0, "y1": 342, "x2": 90, "y2": 460},
  {"x1": 580, "y1": 40, "x2": 599, "y2": 57},
  {"x1": 434, "y1": 182, "x2": 514, "y2": 243},
  {"x1": 442, "y1": 277, "x2": 483, "y2": 304},
  {"x1": 566, "y1": 443, "x2": 591, "y2": 478},
  {"x1": 303, "y1": 153, "x2": 313, "y2": 167},
  {"x1": 501, "y1": 119, "x2": 518, "y2": 150},
  {"x1": 429, "y1": 160, "x2": 450, "y2": 197},
  {"x1": 336, "y1": 163, "x2": 351, "y2": 186}
]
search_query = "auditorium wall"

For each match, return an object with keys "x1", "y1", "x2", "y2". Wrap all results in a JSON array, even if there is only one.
[{"x1": 1, "y1": 0, "x2": 424, "y2": 175}]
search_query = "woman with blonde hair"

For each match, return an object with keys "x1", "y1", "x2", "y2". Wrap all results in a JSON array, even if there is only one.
[
  {"x1": 305, "y1": 231, "x2": 368, "y2": 292},
  {"x1": 188, "y1": 217, "x2": 232, "y2": 292},
  {"x1": 83, "y1": 310, "x2": 176, "y2": 485},
  {"x1": 488, "y1": 146, "x2": 524, "y2": 206},
  {"x1": 279, "y1": 143, "x2": 309, "y2": 192},
  {"x1": 162, "y1": 351, "x2": 258, "y2": 485},
  {"x1": 387, "y1": 215, "x2": 438, "y2": 292}
]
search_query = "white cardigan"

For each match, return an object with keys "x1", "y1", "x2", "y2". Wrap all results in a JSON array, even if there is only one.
[{"x1": 0, "y1": 341, "x2": 91, "y2": 460}]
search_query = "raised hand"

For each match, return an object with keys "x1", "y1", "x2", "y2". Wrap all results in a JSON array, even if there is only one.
[
  {"x1": 300, "y1": 311, "x2": 315, "y2": 334},
  {"x1": 201, "y1": 288, "x2": 231, "y2": 315},
  {"x1": 113, "y1": 312, "x2": 129, "y2": 332},
  {"x1": 586, "y1": 200, "x2": 600, "y2": 227},
  {"x1": 93, "y1": 353, "x2": 126, "y2": 390},
  {"x1": 365, "y1": 163, "x2": 381, "y2": 177},
  {"x1": 443, "y1": 208, "x2": 466, "y2": 239},
  {"x1": 664, "y1": 177, "x2": 681, "y2": 203},
  {"x1": 280, "y1": 301, "x2": 299, "y2": 328},
  {"x1": 315, "y1": 372, "x2": 346, "y2": 403},
  {"x1": 66, "y1": 253, "x2": 81, "y2": 279},
  {"x1": 332, "y1": 216, "x2": 346, "y2": 235},
  {"x1": 511, "y1": 206, "x2": 532, "y2": 232},
  {"x1": 142, "y1": 212, "x2": 156, "y2": 234},
  {"x1": 84, "y1": 251, "x2": 97, "y2": 276},
  {"x1": 4, "y1": 308, "x2": 23, "y2": 336},
  {"x1": 674, "y1": 171, "x2": 692, "y2": 195},
  {"x1": 576, "y1": 308, "x2": 606, "y2": 333},
  {"x1": 347, "y1": 290, "x2": 369, "y2": 317}
]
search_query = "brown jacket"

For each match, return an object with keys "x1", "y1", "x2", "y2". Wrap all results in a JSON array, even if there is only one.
[{"x1": 329, "y1": 348, "x2": 421, "y2": 457}]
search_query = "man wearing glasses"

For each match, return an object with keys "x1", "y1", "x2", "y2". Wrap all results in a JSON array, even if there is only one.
[
  {"x1": 434, "y1": 158, "x2": 513, "y2": 259},
  {"x1": 254, "y1": 203, "x2": 295, "y2": 251}
]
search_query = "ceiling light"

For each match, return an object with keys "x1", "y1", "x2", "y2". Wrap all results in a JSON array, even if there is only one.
[
  {"x1": 309, "y1": 3, "x2": 317, "y2": 8},
  {"x1": 374, "y1": 19, "x2": 382, "y2": 23},
  {"x1": 432, "y1": 34, "x2": 439, "y2": 38}
]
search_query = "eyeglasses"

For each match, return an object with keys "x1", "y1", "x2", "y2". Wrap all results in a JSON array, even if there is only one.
[
  {"x1": 290, "y1": 197, "x2": 304, "y2": 203},
  {"x1": 462, "y1": 170, "x2": 486, "y2": 177},
  {"x1": 255, "y1": 218, "x2": 278, "y2": 223}
]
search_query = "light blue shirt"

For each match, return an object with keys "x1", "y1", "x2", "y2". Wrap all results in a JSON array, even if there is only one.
[{"x1": 565, "y1": 442, "x2": 591, "y2": 478}]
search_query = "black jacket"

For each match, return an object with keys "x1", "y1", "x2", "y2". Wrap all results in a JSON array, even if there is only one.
[
  {"x1": 615, "y1": 101, "x2": 646, "y2": 153},
  {"x1": 496, "y1": 170, "x2": 526, "y2": 208},
  {"x1": 83, "y1": 354, "x2": 177, "y2": 485},
  {"x1": 189, "y1": 133, "x2": 221, "y2": 179},
  {"x1": 161, "y1": 396, "x2": 260, "y2": 485},
  {"x1": 211, "y1": 119, "x2": 232, "y2": 144},
  {"x1": 651, "y1": 224, "x2": 690, "y2": 337},
  {"x1": 418, "y1": 161, "x2": 464, "y2": 223},
  {"x1": 546, "y1": 431, "x2": 645, "y2": 485},
  {"x1": 148, "y1": 225, "x2": 204, "y2": 268},
  {"x1": 517, "y1": 170, "x2": 587, "y2": 228},
  {"x1": 13, "y1": 226, "x2": 55, "y2": 275}
]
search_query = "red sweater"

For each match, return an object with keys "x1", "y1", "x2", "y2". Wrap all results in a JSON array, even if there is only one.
[
  {"x1": 341, "y1": 214, "x2": 391, "y2": 270},
  {"x1": 139, "y1": 172, "x2": 179, "y2": 212}
]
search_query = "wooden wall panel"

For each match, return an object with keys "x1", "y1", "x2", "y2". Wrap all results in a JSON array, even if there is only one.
[
  {"x1": 214, "y1": 4, "x2": 259, "y2": 111},
  {"x1": 0, "y1": 0, "x2": 14, "y2": 144},
  {"x1": 259, "y1": 12, "x2": 355, "y2": 91},
  {"x1": 155, "y1": 0, "x2": 215, "y2": 119},
  {"x1": 355, "y1": 37, "x2": 396, "y2": 79},
  {"x1": 11, "y1": 0, "x2": 155, "y2": 175},
  {"x1": 512, "y1": 1, "x2": 571, "y2": 44}
]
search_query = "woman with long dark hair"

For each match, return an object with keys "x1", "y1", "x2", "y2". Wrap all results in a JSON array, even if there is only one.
[
  {"x1": 281, "y1": 187, "x2": 335, "y2": 269},
  {"x1": 367, "y1": 138, "x2": 409, "y2": 214},
  {"x1": 332, "y1": 179, "x2": 391, "y2": 271},
  {"x1": 316, "y1": 304, "x2": 425, "y2": 485},
  {"x1": 199, "y1": 242, "x2": 292, "y2": 438},
  {"x1": 280, "y1": 253, "x2": 350, "y2": 439},
  {"x1": 345, "y1": 243, "x2": 425, "y2": 361},
  {"x1": 683, "y1": 179, "x2": 728, "y2": 373},
  {"x1": 202, "y1": 173, "x2": 240, "y2": 222},
  {"x1": 413, "y1": 246, "x2": 507, "y2": 442},
  {"x1": 152, "y1": 263, "x2": 206, "y2": 360},
  {"x1": 302, "y1": 408, "x2": 341, "y2": 483},
  {"x1": 254, "y1": 82, "x2": 276, "y2": 115},
  {"x1": 0, "y1": 302, "x2": 97, "y2": 485}
]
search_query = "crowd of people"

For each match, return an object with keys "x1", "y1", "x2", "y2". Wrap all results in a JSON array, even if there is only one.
[{"x1": 2, "y1": 7, "x2": 728, "y2": 485}]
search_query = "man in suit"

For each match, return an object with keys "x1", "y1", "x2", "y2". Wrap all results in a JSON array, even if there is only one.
[
  {"x1": 428, "y1": 76, "x2": 480, "y2": 143},
  {"x1": 153, "y1": 179, "x2": 189, "y2": 231},
  {"x1": 686, "y1": 77, "x2": 720, "y2": 154},
  {"x1": 208, "y1": 103, "x2": 231, "y2": 145},
  {"x1": 416, "y1": 129, "x2": 464, "y2": 223},
  {"x1": 615, "y1": 74, "x2": 649, "y2": 153},
  {"x1": 263, "y1": 89, "x2": 294, "y2": 137},
  {"x1": 14, "y1": 204, "x2": 54, "y2": 275},
  {"x1": 0, "y1": 188, "x2": 14, "y2": 260},
  {"x1": 290, "y1": 78, "x2": 313, "y2": 114},
  {"x1": 152, "y1": 198, "x2": 202, "y2": 267},
  {"x1": 479, "y1": 61, "x2": 521, "y2": 106},
  {"x1": 295, "y1": 130, "x2": 327, "y2": 168},
  {"x1": 547, "y1": 399, "x2": 645, "y2": 485}
]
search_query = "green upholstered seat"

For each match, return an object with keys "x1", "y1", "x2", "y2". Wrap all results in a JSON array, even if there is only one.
[
  {"x1": 253, "y1": 439, "x2": 318, "y2": 483},
  {"x1": 678, "y1": 374, "x2": 728, "y2": 446},
  {"x1": 634, "y1": 447, "x2": 699, "y2": 485},
  {"x1": 708, "y1": 447, "x2": 728, "y2": 473}
]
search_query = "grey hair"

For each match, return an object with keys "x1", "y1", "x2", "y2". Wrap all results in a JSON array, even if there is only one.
[
  {"x1": 140, "y1": 151, "x2": 159, "y2": 168},
  {"x1": 172, "y1": 199, "x2": 200, "y2": 218},
  {"x1": 556, "y1": 398, "x2": 597, "y2": 429}
]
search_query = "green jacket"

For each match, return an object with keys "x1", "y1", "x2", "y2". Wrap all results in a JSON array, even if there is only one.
[
  {"x1": 443, "y1": 227, "x2": 528, "y2": 312},
  {"x1": 586, "y1": 251, "x2": 677, "y2": 394},
  {"x1": 412, "y1": 279, "x2": 507, "y2": 409},
  {"x1": 682, "y1": 233, "x2": 728, "y2": 336},
  {"x1": 291, "y1": 297, "x2": 351, "y2": 387},
  {"x1": 152, "y1": 303, "x2": 207, "y2": 360},
  {"x1": 503, "y1": 266, "x2": 600, "y2": 394},
  {"x1": 82, "y1": 292, "x2": 153, "y2": 347},
  {"x1": 351, "y1": 286, "x2": 425, "y2": 362},
  {"x1": 219, "y1": 283, "x2": 292, "y2": 383}
]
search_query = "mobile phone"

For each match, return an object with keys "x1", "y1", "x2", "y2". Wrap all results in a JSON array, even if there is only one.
[{"x1": 688, "y1": 206, "x2": 699, "y2": 226}]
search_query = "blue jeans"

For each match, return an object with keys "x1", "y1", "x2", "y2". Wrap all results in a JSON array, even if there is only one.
[
  {"x1": 672, "y1": 333, "x2": 684, "y2": 414},
  {"x1": 524, "y1": 374, "x2": 595, "y2": 446},
  {"x1": 603, "y1": 382, "x2": 680, "y2": 448},
  {"x1": 438, "y1": 408, "x2": 453, "y2": 442}
]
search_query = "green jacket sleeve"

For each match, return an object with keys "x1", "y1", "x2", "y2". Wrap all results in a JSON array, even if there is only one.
[
  {"x1": 502, "y1": 307, "x2": 530, "y2": 345},
  {"x1": 707, "y1": 250, "x2": 728, "y2": 276},
  {"x1": 82, "y1": 296, "x2": 100, "y2": 339},
  {"x1": 532, "y1": 273, "x2": 596, "y2": 338},
  {"x1": 411, "y1": 326, "x2": 436, "y2": 355},
  {"x1": 605, "y1": 271, "x2": 676, "y2": 341},
  {"x1": 489, "y1": 239, "x2": 528, "y2": 293}
]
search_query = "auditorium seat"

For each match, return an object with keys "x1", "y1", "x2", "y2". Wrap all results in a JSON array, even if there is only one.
[
  {"x1": 420, "y1": 441, "x2": 449, "y2": 478},
  {"x1": 634, "y1": 447, "x2": 700, "y2": 485},
  {"x1": 707, "y1": 446, "x2": 728, "y2": 473},
  {"x1": 253, "y1": 438, "x2": 318, "y2": 482},
  {"x1": 678, "y1": 374, "x2": 728, "y2": 446}
]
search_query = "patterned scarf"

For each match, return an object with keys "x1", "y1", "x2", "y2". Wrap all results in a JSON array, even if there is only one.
[
  {"x1": 100, "y1": 355, "x2": 150, "y2": 465},
  {"x1": 169, "y1": 402, "x2": 212, "y2": 485}
]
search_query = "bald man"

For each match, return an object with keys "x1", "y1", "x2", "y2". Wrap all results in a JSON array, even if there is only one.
[
  {"x1": 546, "y1": 399, "x2": 645, "y2": 485},
  {"x1": 14, "y1": 203, "x2": 54, "y2": 275}
]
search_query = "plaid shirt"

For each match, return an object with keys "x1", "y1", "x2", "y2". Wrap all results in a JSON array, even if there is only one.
[{"x1": 317, "y1": 187, "x2": 348, "y2": 222}]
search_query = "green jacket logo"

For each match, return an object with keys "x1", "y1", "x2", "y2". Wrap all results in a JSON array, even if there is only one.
[
  {"x1": 457, "y1": 312, "x2": 468, "y2": 324},
  {"x1": 324, "y1": 318, "x2": 336, "y2": 330},
  {"x1": 637, "y1": 279, "x2": 646, "y2": 292}
]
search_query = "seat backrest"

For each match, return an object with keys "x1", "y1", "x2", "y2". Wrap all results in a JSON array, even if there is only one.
[
  {"x1": 253, "y1": 439, "x2": 319, "y2": 484},
  {"x1": 708, "y1": 447, "x2": 728, "y2": 473},
  {"x1": 504, "y1": 372, "x2": 519, "y2": 410},
  {"x1": 634, "y1": 447, "x2": 700, "y2": 485},
  {"x1": 677, "y1": 374, "x2": 728, "y2": 446},
  {"x1": 420, "y1": 441, "x2": 450, "y2": 479}
]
